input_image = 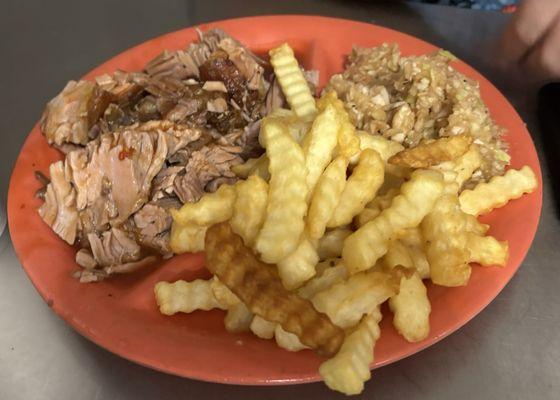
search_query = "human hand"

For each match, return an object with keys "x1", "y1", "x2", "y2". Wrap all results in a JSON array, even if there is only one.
[{"x1": 500, "y1": 0, "x2": 560, "y2": 83}]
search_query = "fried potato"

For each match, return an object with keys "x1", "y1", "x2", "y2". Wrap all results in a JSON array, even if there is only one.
[
  {"x1": 255, "y1": 119, "x2": 307, "y2": 263},
  {"x1": 432, "y1": 144, "x2": 483, "y2": 190},
  {"x1": 275, "y1": 325, "x2": 309, "y2": 352},
  {"x1": 398, "y1": 228, "x2": 431, "y2": 279},
  {"x1": 465, "y1": 214, "x2": 489, "y2": 236},
  {"x1": 277, "y1": 236, "x2": 319, "y2": 290},
  {"x1": 311, "y1": 268, "x2": 403, "y2": 328},
  {"x1": 337, "y1": 120, "x2": 362, "y2": 159},
  {"x1": 389, "y1": 135, "x2": 473, "y2": 168},
  {"x1": 210, "y1": 276, "x2": 240, "y2": 308},
  {"x1": 356, "y1": 188, "x2": 400, "y2": 228},
  {"x1": 328, "y1": 149, "x2": 384, "y2": 228},
  {"x1": 319, "y1": 308, "x2": 382, "y2": 395},
  {"x1": 467, "y1": 233, "x2": 508, "y2": 267},
  {"x1": 354, "y1": 208, "x2": 381, "y2": 229},
  {"x1": 317, "y1": 228, "x2": 352, "y2": 260},
  {"x1": 230, "y1": 175, "x2": 268, "y2": 247},
  {"x1": 171, "y1": 184, "x2": 236, "y2": 226},
  {"x1": 154, "y1": 279, "x2": 225, "y2": 315},
  {"x1": 383, "y1": 239, "x2": 414, "y2": 270},
  {"x1": 250, "y1": 315, "x2": 276, "y2": 339},
  {"x1": 269, "y1": 43, "x2": 317, "y2": 120},
  {"x1": 389, "y1": 272, "x2": 431, "y2": 342},
  {"x1": 343, "y1": 170, "x2": 444, "y2": 274},
  {"x1": 459, "y1": 166, "x2": 538, "y2": 216},
  {"x1": 298, "y1": 259, "x2": 349, "y2": 299},
  {"x1": 422, "y1": 194, "x2": 471, "y2": 287},
  {"x1": 301, "y1": 103, "x2": 340, "y2": 197},
  {"x1": 319, "y1": 92, "x2": 361, "y2": 158},
  {"x1": 355, "y1": 131, "x2": 404, "y2": 163},
  {"x1": 205, "y1": 223, "x2": 344, "y2": 357},
  {"x1": 266, "y1": 108, "x2": 311, "y2": 143},
  {"x1": 169, "y1": 223, "x2": 207, "y2": 253},
  {"x1": 354, "y1": 131, "x2": 407, "y2": 176},
  {"x1": 307, "y1": 156, "x2": 349, "y2": 239},
  {"x1": 231, "y1": 155, "x2": 270, "y2": 181},
  {"x1": 231, "y1": 156, "x2": 262, "y2": 179},
  {"x1": 224, "y1": 303, "x2": 254, "y2": 333}
]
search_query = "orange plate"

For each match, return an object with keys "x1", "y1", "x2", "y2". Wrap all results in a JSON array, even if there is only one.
[{"x1": 7, "y1": 16, "x2": 542, "y2": 385}]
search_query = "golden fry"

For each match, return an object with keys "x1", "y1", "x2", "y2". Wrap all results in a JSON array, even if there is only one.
[
  {"x1": 319, "y1": 92, "x2": 361, "y2": 158},
  {"x1": 328, "y1": 149, "x2": 384, "y2": 228},
  {"x1": 231, "y1": 156, "x2": 262, "y2": 179},
  {"x1": 319, "y1": 308, "x2": 382, "y2": 395},
  {"x1": 171, "y1": 184, "x2": 236, "y2": 226},
  {"x1": 277, "y1": 236, "x2": 319, "y2": 290},
  {"x1": 301, "y1": 103, "x2": 340, "y2": 197},
  {"x1": 307, "y1": 156, "x2": 349, "y2": 239},
  {"x1": 205, "y1": 222, "x2": 344, "y2": 357},
  {"x1": 250, "y1": 315, "x2": 276, "y2": 339},
  {"x1": 343, "y1": 170, "x2": 444, "y2": 274},
  {"x1": 459, "y1": 166, "x2": 537, "y2": 216},
  {"x1": 230, "y1": 175, "x2": 268, "y2": 247},
  {"x1": 224, "y1": 303, "x2": 254, "y2": 333},
  {"x1": 169, "y1": 223, "x2": 207, "y2": 254},
  {"x1": 467, "y1": 233, "x2": 508, "y2": 267},
  {"x1": 210, "y1": 276, "x2": 240, "y2": 308},
  {"x1": 389, "y1": 272, "x2": 431, "y2": 342},
  {"x1": 154, "y1": 279, "x2": 225, "y2": 315},
  {"x1": 432, "y1": 144, "x2": 483, "y2": 190},
  {"x1": 317, "y1": 228, "x2": 352, "y2": 260},
  {"x1": 298, "y1": 259, "x2": 349, "y2": 299},
  {"x1": 389, "y1": 135, "x2": 473, "y2": 168},
  {"x1": 422, "y1": 194, "x2": 471, "y2": 286},
  {"x1": 311, "y1": 268, "x2": 403, "y2": 328},
  {"x1": 398, "y1": 228, "x2": 431, "y2": 279},
  {"x1": 275, "y1": 325, "x2": 309, "y2": 351},
  {"x1": 383, "y1": 239, "x2": 414, "y2": 270},
  {"x1": 255, "y1": 119, "x2": 307, "y2": 263},
  {"x1": 269, "y1": 43, "x2": 317, "y2": 120},
  {"x1": 356, "y1": 188, "x2": 400, "y2": 228}
]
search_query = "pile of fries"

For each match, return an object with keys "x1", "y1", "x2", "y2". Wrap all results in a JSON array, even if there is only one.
[{"x1": 155, "y1": 43, "x2": 538, "y2": 395}]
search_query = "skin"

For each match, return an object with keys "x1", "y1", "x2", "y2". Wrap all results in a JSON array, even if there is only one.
[{"x1": 499, "y1": 0, "x2": 560, "y2": 83}]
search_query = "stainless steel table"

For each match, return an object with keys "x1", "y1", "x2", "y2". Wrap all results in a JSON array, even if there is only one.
[{"x1": 1, "y1": 1, "x2": 558, "y2": 399}]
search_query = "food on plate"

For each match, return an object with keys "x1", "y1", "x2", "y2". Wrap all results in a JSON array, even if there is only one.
[
  {"x1": 269, "y1": 43, "x2": 318, "y2": 120},
  {"x1": 317, "y1": 228, "x2": 352, "y2": 260},
  {"x1": 36, "y1": 29, "x2": 318, "y2": 281},
  {"x1": 171, "y1": 183, "x2": 235, "y2": 226},
  {"x1": 301, "y1": 102, "x2": 340, "y2": 198},
  {"x1": 327, "y1": 148, "x2": 384, "y2": 228},
  {"x1": 33, "y1": 31, "x2": 539, "y2": 394},
  {"x1": 154, "y1": 279, "x2": 226, "y2": 315},
  {"x1": 325, "y1": 44, "x2": 510, "y2": 185},
  {"x1": 154, "y1": 40, "x2": 537, "y2": 393},
  {"x1": 319, "y1": 308, "x2": 382, "y2": 395},
  {"x1": 254, "y1": 118, "x2": 308, "y2": 263},
  {"x1": 388, "y1": 134, "x2": 473, "y2": 168},
  {"x1": 307, "y1": 156, "x2": 349, "y2": 239},
  {"x1": 342, "y1": 169, "x2": 444, "y2": 274},
  {"x1": 229, "y1": 174, "x2": 268, "y2": 247},
  {"x1": 311, "y1": 267, "x2": 406, "y2": 328},
  {"x1": 459, "y1": 165, "x2": 538, "y2": 216},
  {"x1": 204, "y1": 222, "x2": 345, "y2": 357},
  {"x1": 277, "y1": 235, "x2": 319, "y2": 290},
  {"x1": 388, "y1": 272, "x2": 431, "y2": 342}
]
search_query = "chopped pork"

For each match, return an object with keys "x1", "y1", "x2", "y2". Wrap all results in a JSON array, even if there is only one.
[{"x1": 36, "y1": 28, "x2": 315, "y2": 282}]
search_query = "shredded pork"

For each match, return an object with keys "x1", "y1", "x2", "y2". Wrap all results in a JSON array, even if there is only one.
[{"x1": 37, "y1": 29, "x2": 274, "y2": 281}]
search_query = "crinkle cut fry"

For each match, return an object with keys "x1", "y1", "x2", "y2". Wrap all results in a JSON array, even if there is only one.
[{"x1": 205, "y1": 222, "x2": 344, "y2": 357}]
